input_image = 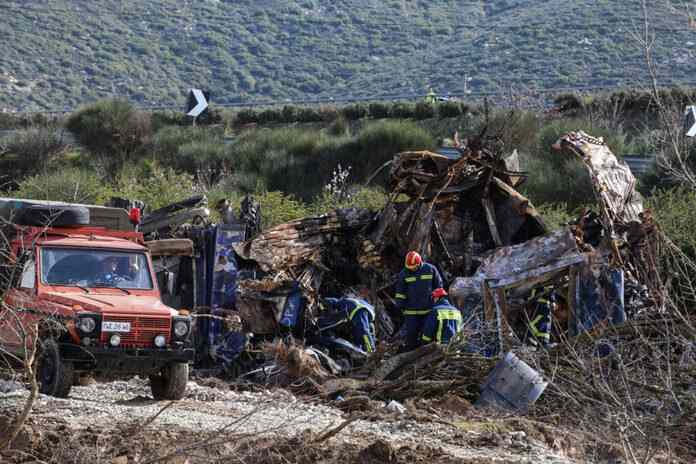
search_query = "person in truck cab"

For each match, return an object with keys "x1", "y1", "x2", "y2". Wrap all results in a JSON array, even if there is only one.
[{"x1": 95, "y1": 255, "x2": 140, "y2": 286}]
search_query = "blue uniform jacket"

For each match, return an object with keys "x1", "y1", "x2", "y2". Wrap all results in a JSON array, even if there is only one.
[
  {"x1": 394, "y1": 262, "x2": 444, "y2": 315},
  {"x1": 324, "y1": 298, "x2": 376, "y2": 353},
  {"x1": 421, "y1": 297, "x2": 462, "y2": 344}
]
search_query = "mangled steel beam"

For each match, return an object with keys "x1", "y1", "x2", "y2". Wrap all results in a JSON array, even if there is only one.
[
  {"x1": 553, "y1": 131, "x2": 644, "y2": 226},
  {"x1": 234, "y1": 208, "x2": 373, "y2": 272}
]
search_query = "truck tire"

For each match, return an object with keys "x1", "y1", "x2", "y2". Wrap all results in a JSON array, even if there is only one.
[
  {"x1": 37, "y1": 339, "x2": 74, "y2": 398},
  {"x1": 149, "y1": 362, "x2": 188, "y2": 400},
  {"x1": 14, "y1": 204, "x2": 90, "y2": 227}
]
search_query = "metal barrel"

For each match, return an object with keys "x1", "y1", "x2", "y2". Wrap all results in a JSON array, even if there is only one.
[{"x1": 476, "y1": 351, "x2": 548, "y2": 412}]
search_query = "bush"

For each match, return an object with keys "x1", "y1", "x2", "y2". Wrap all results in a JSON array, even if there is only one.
[
  {"x1": 258, "y1": 108, "x2": 283, "y2": 124},
  {"x1": 327, "y1": 117, "x2": 350, "y2": 136},
  {"x1": 66, "y1": 99, "x2": 152, "y2": 172},
  {"x1": 318, "y1": 105, "x2": 339, "y2": 122},
  {"x1": 414, "y1": 101, "x2": 436, "y2": 120},
  {"x1": 368, "y1": 102, "x2": 390, "y2": 119},
  {"x1": 437, "y1": 101, "x2": 463, "y2": 118},
  {"x1": 281, "y1": 105, "x2": 299, "y2": 123},
  {"x1": 341, "y1": 103, "x2": 368, "y2": 121},
  {"x1": 390, "y1": 102, "x2": 415, "y2": 119},
  {"x1": 256, "y1": 191, "x2": 309, "y2": 228},
  {"x1": 647, "y1": 187, "x2": 696, "y2": 260},
  {"x1": 150, "y1": 110, "x2": 188, "y2": 131},
  {"x1": 535, "y1": 203, "x2": 574, "y2": 231},
  {"x1": 0, "y1": 128, "x2": 67, "y2": 184},
  {"x1": 297, "y1": 107, "x2": 323, "y2": 123},
  {"x1": 235, "y1": 108, "x2": 260, "y2": 125},
  {"x1": 113, "y1": 162, "x2": 196, "y2": 210},
  {"x1": 152, "y1": 126, "x2": 225, "y2": 172},
  {"x1": 11, "y1": 168, "x2": 110, "y2": 205}
]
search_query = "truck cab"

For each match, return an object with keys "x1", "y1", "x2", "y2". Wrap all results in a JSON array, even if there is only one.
[{"x1": 0, "y1": 199, "x2": 193, "y2": 399}]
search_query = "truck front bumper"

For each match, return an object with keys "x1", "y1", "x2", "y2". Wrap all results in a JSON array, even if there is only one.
[{"x1": 61, "y1": 344, "x2": 194, "y2": 374}]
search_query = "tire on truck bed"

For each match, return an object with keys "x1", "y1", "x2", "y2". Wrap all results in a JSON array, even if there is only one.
[
  {"x1": 14, "y1": 204, "x2": 90, "y2": 227},
  {"x1": 149, "y1": 362, "x2": 188, "y2": 400}
]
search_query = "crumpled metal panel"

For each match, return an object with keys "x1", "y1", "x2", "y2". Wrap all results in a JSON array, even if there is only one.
[
  {"x1": 554, "y1": 131, "x2": 644, "y2": 224},
  {"x1": 477, "y1": 228, "x2": 579, "y2": 280}
]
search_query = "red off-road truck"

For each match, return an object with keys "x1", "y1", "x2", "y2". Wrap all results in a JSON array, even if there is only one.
[{"x1": 0, "y1": 199, "x2": 193, "y2": 399}]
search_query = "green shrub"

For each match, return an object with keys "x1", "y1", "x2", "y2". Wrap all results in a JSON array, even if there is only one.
[
  {"x1": 152, "y1": 126, "x2": 225, "y2": 172},
  {"x1": 0, "y1": 128, "x2": 67, "y2": 183},
  {"x1": 341, "y1": 103, "x2": 368, "y2": 121},
  {"x1": 235, "y1": 108, "x2": 260, "y2": 125},
  {"x1": 535, "y1": 203, "x2": 574, "y2": 231},
  {"x1": 281, "y1": 105, "x2": 299, "y2": 123},
  {"x1": 318, "y1": 105, "x2": 339, "y2": 122},
  {"x1": 258, "y1": 108, "x2": 283, "y2": 124},
  {"x1": 647, "y1": 187, "x2": 696, "y2": 260},
  {"x1": 368, "y1": 102, "x2": 390, "y2": 119},
  {"x1": 113, "y1": 162, "x2": 196, "y2": 210},
  {"x1": 12, "y1": 168, "x2": 110, "y2": 205},
  {"x1": 66, "y1": 99, "x2": 152, "y2": 172},
  {"x1": 414, "y1": 101, "x2": 436, "y2": 120},
  {"x1": 151, "y1": 110, "x2": 188, "y2": 131},
  {"x1": 437, "y1": 101, "x2": 463, "y2": 118},
  {"x1": 327, "y1": 117, "x2": 350, "y2": 136},
  {"x1": 297, "y1": 107, "x2": 323, "y2": 122},
  {"x1": 390, "y1": 102, "x2": 415, "y2": 119},
  {"x1": 256, "y1": 191, "x2": 309, "y2": 228}
]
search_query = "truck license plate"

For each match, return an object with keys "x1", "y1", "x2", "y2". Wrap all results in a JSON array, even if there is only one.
[{"x1": 102, "y1": 321, "x2": 131, "y2": 333}]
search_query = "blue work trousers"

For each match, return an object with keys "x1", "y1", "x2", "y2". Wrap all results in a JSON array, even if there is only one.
[{"x1": 401, "y1": 313, "x2": 427, "y2": 351}]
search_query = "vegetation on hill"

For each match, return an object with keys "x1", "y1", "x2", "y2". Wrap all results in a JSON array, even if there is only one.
[
  {"x1": 1, "y1": 0, "x2": 694, "y2": 111},
  {"x1": 2, "y1": 90, "x2": 696, "y2": 259}
]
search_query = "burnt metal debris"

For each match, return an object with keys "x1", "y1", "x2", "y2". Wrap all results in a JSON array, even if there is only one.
[{"x1": 142, "y1": 130, "x2": 670, "y2": 398}]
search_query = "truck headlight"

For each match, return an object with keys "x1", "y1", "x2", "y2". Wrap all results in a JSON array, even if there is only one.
[
  {"x1": 78, "y1": 316, "x2": 97, "y2": 333},
  {"x1": 173, "y1": 320, "x2": 189, "y2": 337},
  {"x1": 154, "y1": 335, "x2": 167, "y2": 348}
]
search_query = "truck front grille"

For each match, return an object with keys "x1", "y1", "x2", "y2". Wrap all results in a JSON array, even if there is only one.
[{"x1": 100, "y1": 316, "x2": 171, "y2": 348}]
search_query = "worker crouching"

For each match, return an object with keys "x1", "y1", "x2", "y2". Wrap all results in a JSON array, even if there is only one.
[
  {"x1": 395, "y1": 251, "x2": 444, "y2": 351},
  {"x1": 322, "y1": 297, "x2": 376, "y2": 353},
  {"x1": 421, "y1": 288, "x2": 462, "y2": 345}
]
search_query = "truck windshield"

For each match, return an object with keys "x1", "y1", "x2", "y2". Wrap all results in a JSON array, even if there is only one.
[{"x1": 41, "y1": 247, "x2": 153, "y2": 290}]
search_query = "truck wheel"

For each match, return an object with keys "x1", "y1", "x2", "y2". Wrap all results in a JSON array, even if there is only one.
[
  {"x1": 37, "y1": 339, "x2": 74, "y2": 398},
  {"x1": 149, "y1": 363, "x2": 188, "y2": 400}
]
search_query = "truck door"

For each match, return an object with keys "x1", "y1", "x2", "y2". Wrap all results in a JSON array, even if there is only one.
[{"x1": 1, "y1": 254, "x2": 38, "y2": 356}]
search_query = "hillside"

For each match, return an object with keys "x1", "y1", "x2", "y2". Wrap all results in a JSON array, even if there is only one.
[{"x1": 1, "y1": 0, "x2": 695, "y2": 111}]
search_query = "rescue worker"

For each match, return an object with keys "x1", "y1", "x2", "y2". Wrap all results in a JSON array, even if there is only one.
[
  {"x1": 421, "y1": 288, "x2": 462, "y2": 345},
  {"x1": 322, "y1": 297, "x2": 376, "y2": 353},
  {"x1": 525, "y1": 286, "x2": 555, "y2": 348},
  {"x1": 395, "y1": 251, "x2": 444, "y2": 351}
]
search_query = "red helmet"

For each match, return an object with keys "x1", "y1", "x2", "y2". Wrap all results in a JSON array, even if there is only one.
[
  {"x1": 405, "y1": 251, "x2": 422, "y2": 271},
  {"x1": 432, "y1": 288, "x2": 447, "y2": 300}
]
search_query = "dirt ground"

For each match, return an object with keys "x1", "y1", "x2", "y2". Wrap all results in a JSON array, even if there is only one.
[{"x1": 0, "y1": 377, "x2": 581, "y2": 464}]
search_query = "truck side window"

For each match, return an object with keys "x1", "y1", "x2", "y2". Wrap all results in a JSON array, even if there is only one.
[{"x1": 19, "y1": 258, "x2": 36, "y2": 290}]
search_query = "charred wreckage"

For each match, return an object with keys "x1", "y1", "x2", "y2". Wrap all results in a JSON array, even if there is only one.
[{"x1": 131, "y1": 130, "x2": 662, "y2": 387}]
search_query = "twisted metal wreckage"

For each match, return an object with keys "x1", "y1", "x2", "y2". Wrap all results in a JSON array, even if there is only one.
[{"x1": 146, "y1": 130, "x2": 663, "y2": 383}]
